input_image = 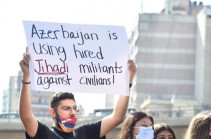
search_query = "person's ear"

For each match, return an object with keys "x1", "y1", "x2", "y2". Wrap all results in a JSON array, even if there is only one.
[{"x1": 49, "y1": 108, "x2": 56, "y2": 118}]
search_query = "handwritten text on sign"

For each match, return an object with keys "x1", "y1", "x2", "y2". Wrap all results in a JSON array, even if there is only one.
[{"x1": 23, "y1": 21, "x2": 130, "y2": 95}]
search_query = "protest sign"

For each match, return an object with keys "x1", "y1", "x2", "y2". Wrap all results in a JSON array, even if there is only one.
[{"x1": 23, "y1": 21, "x2": 130, "y2": 95}]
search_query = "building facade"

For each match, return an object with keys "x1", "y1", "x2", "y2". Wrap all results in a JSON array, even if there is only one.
[
  {"x1": 132, "y1": 0, "x2": 211, "y2": 111},
  {"x1": 2, "y1": 76, "x2": 19, "y2": 113},
  {"x1": 2, "y1": 71, "x2": 55, "y2": 118}
]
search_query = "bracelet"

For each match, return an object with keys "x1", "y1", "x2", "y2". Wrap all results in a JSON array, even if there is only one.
[
  {"x1": 22, "y1": 80, "x2": 31, "y2": 84},
  {"x1": 129, "y1": 83, "x2": 132, "y2": 88}
]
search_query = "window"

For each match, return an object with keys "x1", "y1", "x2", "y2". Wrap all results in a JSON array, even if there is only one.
[{"x1": 139, "y1": 23, "x2": 148, "y2": 31}]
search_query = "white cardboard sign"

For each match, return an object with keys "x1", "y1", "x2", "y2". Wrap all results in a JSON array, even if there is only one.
[{"x1": 23, "y1": 21, "x2": 130, "y2": 95}]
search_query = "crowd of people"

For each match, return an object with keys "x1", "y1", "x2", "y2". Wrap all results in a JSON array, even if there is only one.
[
  {"x1": 19, "y1": 50, "x2": 211, "y2": 139},
  {"x1": 118, "y1": 110, "x2": 211, "y2": 139}
]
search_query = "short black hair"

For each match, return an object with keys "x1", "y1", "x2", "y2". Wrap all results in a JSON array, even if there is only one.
[
  {"x1": 154, "y1": 123, "x2": 176, "y2": 139},
  {"x1": 50, "y1": 92, "x2": 75, "y2": 109}
]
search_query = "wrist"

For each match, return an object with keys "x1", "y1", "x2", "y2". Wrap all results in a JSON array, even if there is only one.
[
  {"x1": 22, "y1": 74, "x2": 30, "y2": 82},
  {"x1": 22, "y1": 80, "x2": 31, "y2": 84}
]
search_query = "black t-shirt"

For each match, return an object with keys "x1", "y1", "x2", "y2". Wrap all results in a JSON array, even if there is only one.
[{"x1": 25, "y1": 121, "x2": 106, "y2": 139}]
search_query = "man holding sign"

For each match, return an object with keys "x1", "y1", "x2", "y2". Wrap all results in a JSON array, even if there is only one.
[
  {"x1": 19, "y1": 53, "x2": 136, "y2": 139},
  {"x1": 20, "y1": 21, "x2": 136, "y2": 139}
]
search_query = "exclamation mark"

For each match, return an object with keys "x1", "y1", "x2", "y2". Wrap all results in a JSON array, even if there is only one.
[{"x1": 113, "y1": 75, "x2": 115, "y2": 86}]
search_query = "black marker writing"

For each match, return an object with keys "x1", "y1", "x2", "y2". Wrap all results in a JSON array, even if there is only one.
[
  {"x1": 33, "y1": 42, "x2": 67, "y2": 62},
  {"x1": 79, "y1": 74, "x2": 111, "y2": 86},
  {"x1": 108, "y1": 31, "x2": 118, "y2": 40},
  {"x1": 37, "y1": 74, "x2": 72, "y2": 89},
  {"x1": 61, "y1": 25, "x2": 99, "y2": 45},
  {"x1": 73, "y1": 44, "x2": 104, "y2": 59},
  {"x1": 31, "y1": 24, "x2": 60, "y2": 39},
  {"x1": 79, "y1": 62, "x2": 122, "y2": 74}
]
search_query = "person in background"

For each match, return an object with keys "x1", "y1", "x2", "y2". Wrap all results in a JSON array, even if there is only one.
[
  {"x1": 184, "y1": 111, "x2": 211, "y2": 139},
  {"x1": 154, "y1": 123, "x2": 176, "y2": 139},
  {"x1": 119, "y1": 111, "x2": 154, "y2": 139},
  {"x1": 19, "y1": 51, "x2": 137, "y2": 139}
]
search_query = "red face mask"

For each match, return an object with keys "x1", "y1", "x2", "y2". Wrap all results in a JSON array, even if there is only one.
[{"x1": 57, "y1": 117, "x2": 77, "y2": 133}]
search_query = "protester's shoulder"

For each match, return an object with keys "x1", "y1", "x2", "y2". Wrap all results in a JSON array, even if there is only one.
[
  {"x1": 77, "y1": 120, "x2": 102, "y2": 129},
  {"x1": 26, "y1": 121, "x2": 56, "y2": 139},
  {"x1": 74, "y1": 120, "x2": 105, "y2": 139},
  {"x1": 39, "y1": 121, "x2": 58, "y2": 138},
  {"x1": 36, "y1": 121, "x2": 51, "y2": 133},
  {"x1": 37, "y1": 120, "x2": 47, "y2": 126},
  {"x1": 74, "y1": 120, "x2": 102, "y2": 133}
]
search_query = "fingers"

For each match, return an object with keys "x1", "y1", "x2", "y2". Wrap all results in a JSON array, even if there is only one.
[
  {"x1": 128, "y1": 60, "x2": 137, "y2": 83},
  {"x1": 20, "y1": 46, "x2": 29, "y2": 66},
  {"x1": 24, "y1": 53, "x2": 30, "y2": 63},
  {"x1": 128, "y1": 60, "x2": 133, "y2": 64},
  {"x1": 131, "y1": 64, "x2": 137, "y2": 72},
  {"x1": 20, "y1": 53, "x2": 30, "y2": 66},
  {"x1": 26, "y1": 46, "x2": 28, "y2": 53},
  {"x1": 128, "y1": 60, "x2": 136, "y2": 71},
  {"x1": 19, "y1": 48, "x2": 30, "y2": 76}
]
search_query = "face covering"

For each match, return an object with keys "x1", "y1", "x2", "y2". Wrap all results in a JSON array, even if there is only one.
[
  {"x1": 57, "y1": 116, "x2": 77, "y2": 133},
  {"x1": 135, "y1": 126, "x2": 154, "y2": 139}
]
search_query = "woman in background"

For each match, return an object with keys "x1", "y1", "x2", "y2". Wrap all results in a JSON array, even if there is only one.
[
  {"x1": 184, "y1": 111, "x2": 211, "y2": 139},
  {"x1": 119, "y1": 111, "x2": 154, "y2": 139},
  {"x1": 154, "y1": 123, "x2": 176, "y2": 139}
]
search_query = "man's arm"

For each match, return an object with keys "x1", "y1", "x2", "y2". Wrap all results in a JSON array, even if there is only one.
[
  {"x1": 100, "y1": 60, "x2": 136, "y2": 137},
  {"x1": 19, "y1": 52, "x2": 38, "y2": 137}
]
